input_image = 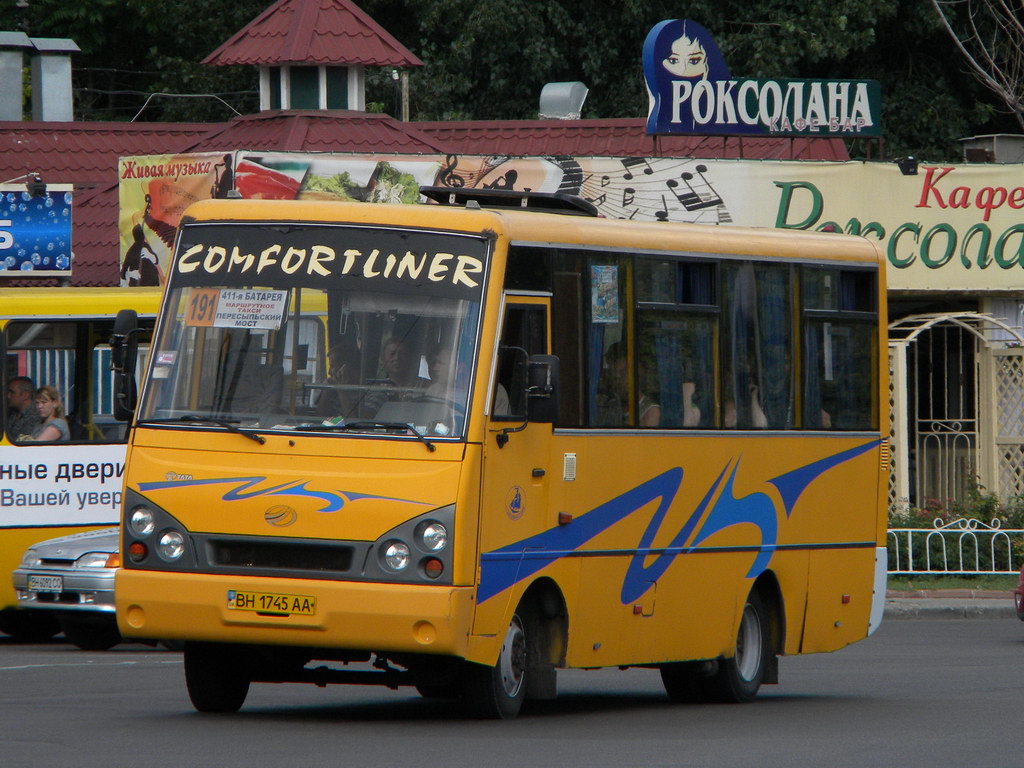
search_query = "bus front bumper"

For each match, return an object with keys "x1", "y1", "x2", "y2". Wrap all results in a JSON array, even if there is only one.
[{"x1": 116, "y1": 569, "x2": 476, "y2": 659}]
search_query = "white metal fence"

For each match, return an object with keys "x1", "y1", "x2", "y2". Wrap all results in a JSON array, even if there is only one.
[{"x1": 887, "y1": 517, "x2": 1024, "y2": 575}]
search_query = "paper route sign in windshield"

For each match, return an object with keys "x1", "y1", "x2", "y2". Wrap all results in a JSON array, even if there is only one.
[{"x1": 170, "y1": 221, "x2": 490, "y2": 302}]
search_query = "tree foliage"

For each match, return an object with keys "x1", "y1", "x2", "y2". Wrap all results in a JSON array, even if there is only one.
[
  {"x1": 931, "y1": 0, "x2": 1024, "y2": 131},
  {"x1": 0, "y1": 0, "x2": 1018, "y2": 160},
  {"x1": 0, "y1": 0, "x2": 265, "y2": 121}
]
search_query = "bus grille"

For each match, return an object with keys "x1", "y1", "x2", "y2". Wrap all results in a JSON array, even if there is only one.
[{"x1": 207, "y1": 539, "x2": 353, "y2": 573}]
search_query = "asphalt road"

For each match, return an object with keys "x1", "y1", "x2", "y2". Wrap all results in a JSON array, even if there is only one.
[{"x1": 2, "y1": 618, "x2": 1021, "y2": 768}]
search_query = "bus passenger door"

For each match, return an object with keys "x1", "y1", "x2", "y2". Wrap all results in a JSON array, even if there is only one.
[{"x1": 474, "y1": 296, "x2": 557, "y2": 635}]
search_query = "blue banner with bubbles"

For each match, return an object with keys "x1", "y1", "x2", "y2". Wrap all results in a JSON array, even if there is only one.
[{"x1": 0, "y1": 184, "x2": 73, "y2": 275}]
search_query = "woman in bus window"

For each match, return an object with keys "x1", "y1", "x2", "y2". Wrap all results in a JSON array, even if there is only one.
[{"x1": 23, "y1": 385, "x2": 70, "y2": 442}]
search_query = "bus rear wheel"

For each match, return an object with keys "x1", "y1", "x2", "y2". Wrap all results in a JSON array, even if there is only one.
[
  {"x1": 184, "y1": 642, "x2": 250, "y2": 713},
  {"x1": 706, "y1": 591, "x2": 769, "y2": 703},
  {"x1": 462, "y1": 612, "x2": 528, "y2": 718}
]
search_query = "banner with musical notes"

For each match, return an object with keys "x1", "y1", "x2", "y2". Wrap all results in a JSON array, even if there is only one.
[{"x1": 119, "y1": 150, "x2": 1024, "y2": 292}]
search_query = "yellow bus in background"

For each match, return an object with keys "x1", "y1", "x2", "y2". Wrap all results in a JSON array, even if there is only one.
[
  {"x1": 114, "y1": 190, "x2": 887, "y2": 717},
  {"x1": 0, "y1": 287, "x2": 160, "y2": 640}
]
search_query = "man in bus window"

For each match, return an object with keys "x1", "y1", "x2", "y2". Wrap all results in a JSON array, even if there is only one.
[{"x1": 5, "y1": 376, "x2": 41, "y2": 442}]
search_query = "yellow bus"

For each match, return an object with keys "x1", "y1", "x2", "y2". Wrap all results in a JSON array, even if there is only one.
[
  {"x1": 0, "y1": 287, "x2": 160, "y2": 640},
  {"x1": 114, "y1": 189, "x2": 887, "y2": 717}
]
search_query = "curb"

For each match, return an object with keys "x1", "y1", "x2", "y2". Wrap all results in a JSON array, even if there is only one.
[{"x1": 884, "y1": 590, "x2": 1018, "y2": 620}]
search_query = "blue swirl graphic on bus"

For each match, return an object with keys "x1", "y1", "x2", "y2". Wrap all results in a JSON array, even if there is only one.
[
  {"x1": 136, "y1": 475, "x2": 430, "y2": 513},
  {"x1": 477, "y1": 439, "x2": 881, "y2": 604}
]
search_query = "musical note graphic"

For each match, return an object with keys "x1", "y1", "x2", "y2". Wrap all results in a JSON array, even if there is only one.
[
  {"x1": 622, "y1": 188, "x2": 636, "y2": 207},
  {"x1": 665, "y1": 164, "x2": 724, "y2": 212},
  {"x1": 438, "y1": 154, "x2": 465, "y2": 188},
  {"x1": 621, "y1": 158, "x2": 654, "y2": 180},
  {"x1": 655, "y1": 194, "x2": 670, "y2": 221}
]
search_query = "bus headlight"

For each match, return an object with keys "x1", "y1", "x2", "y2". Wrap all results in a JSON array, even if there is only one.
[
  {"x1": 157, "y1": 530, "x2": 186, "y2": 561},
  {"x1": 129, "y1": 506, "x2": 156, "y2": 537},
  {"x1": 382, "y1": 540, "x2": 411, "y2": 571},
  {"x1": 417, "y1": 521, "x2": 448, "y2": 552}
]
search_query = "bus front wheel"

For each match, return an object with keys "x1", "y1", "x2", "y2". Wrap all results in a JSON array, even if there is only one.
[
  {"x1": 184, "y1": 642, "x2": 250, "y2": 713},
  {"x1": 462, "y1": 612, "x2": 528, "y2": 718},
  {"x1": 706, "y1": 591, "x2": 769, "y2": 703}
]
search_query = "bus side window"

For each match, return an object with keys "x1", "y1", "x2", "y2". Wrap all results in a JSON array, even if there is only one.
[
  {"x1": 494, "y1": 303, "x2": 547, "y2": 418},
  {"x1": 720, "y1": 262, "x2": 794, "y2": 430},
  {"x1": 4, "y1": 319, "x2": 154, "y2": 444}
]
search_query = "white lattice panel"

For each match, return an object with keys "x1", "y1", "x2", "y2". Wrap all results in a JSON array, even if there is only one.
[
  {"x1": 999, "y1": 445, "x2": 1024, "y2": 499},
  {"x1": 994, "y1": 349, "x2": 1024, "y2": 499},
  {"x1": 996, "y1": 354, "x2": 1024, "y2": 436}
]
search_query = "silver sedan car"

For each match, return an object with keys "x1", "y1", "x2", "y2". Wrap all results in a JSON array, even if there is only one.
[{"x1": 12, "y1": 527, "x2": 122, "y2": 650}]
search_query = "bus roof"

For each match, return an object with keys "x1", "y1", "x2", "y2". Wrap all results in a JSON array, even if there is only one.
[
  {"x1": 181, "y1": 199, "x2": 884, "y2": 267},
  {"x1": 0, "y1": 286, "x2": 164, "y2": 319}
]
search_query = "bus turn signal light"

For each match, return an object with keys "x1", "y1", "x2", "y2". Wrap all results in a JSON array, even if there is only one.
[
  {"x1": 423, "y1": 558, "x2": 444, "y2": 579},
  {"x1": 127, "y1": 541, "x2": 147, "y2": 563}
]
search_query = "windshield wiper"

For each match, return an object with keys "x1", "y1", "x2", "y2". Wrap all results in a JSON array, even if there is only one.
[
  {"x1": 294, "y1": 420, "x2": 436, "y2": 452},
  {"x1": 138, "y1": 415, "x2": 266, "y2": 445}
]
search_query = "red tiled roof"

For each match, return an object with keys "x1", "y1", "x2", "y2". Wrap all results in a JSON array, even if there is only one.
[
  {"x1": 186, "y1": 110, "x2": 448, "y2": 154},
  {"x1": 0, "y1": 121, "x2": 213, "y2": 286},
  {"x1": 204, "y1": 0, "x2": 422, "y2": 67},
  {"x1": 414, "y1": 118, "x2": 850, "y2": 161}
]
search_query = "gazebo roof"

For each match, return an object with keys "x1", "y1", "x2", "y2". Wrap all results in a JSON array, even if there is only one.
[{"x1": 203, "y1": 0, "x2": 422, "y2": 67}]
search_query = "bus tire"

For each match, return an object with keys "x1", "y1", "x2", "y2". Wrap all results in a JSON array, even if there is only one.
[
  {"x1": 60, "y1": 617, "x2": 121, "y2": 651},
  {"x1": 462, "y1": 611, "x2": 528, "y2": 719},
  {"x1": 706, "y1": 590, "x2": 770, "y2": 703},
  {"x1": 415, "y1": 681, "x2": 462, "y2": 699},
  {"x1": 660, "y1": 661, "x2": 709, "y2": 703},
  {"x1": 184, "y1": 642, "x2": 250, "y2": 713}
]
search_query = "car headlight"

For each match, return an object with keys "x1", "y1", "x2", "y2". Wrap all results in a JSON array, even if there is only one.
[
  {"x1": 129, "y1": 506, "x2": 156, "y2": 537},
  {"x1": 381, "y1": 540, "x2": 411, "y2": 571},
  {"x1": 20, "y1": 549, "x2": 41, "y2": 567},
  {"x1": 417, "y1": 521, "x2": 448, "y2": 552},
  {"x1": 76, "y1": 551, "x2": 113, "y2": 568},
  {"x1": 156, "y1": 530, "x2": 186, "y2": 561}
]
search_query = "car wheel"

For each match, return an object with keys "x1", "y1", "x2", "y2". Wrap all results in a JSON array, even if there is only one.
[
  {"x1": 60, "y1": 617, "x2": 122, "y2": 651},
  {"x1": 184, "y1": 642, "x2": 250, "y2": 713},
  {"x1": 0, "y1": 609, "x2": 60, "y2": 642},
  {"x1": 705, "y1": 590, "x2": 770, "y2": 703},
  {"x1": 461, "y1": 612, "x2": 528, "y2": 719}
]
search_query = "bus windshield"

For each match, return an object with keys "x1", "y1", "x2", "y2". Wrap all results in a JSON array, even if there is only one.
[{"x1": 138, "y1": 221, "x2": 488, "y2": 439}]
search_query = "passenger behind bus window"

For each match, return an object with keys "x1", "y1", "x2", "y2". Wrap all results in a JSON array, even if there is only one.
[
  {"x1": 6, "y1": 376, "x2": 41, "y2": 442},
  {"x1": 682, "y1": 381, "x2": 701, "y2": 427},
  {"x1": 723, "y1": 382, "x2": 768, "y2": 429},
  {"x1": 23, "y1": 385, "x2": 70, "y2": 443},
  {"x1": 638, "y1": 358, "x2": 661, "y2": 427},
  {"x1": 595, "y1": 341, "x2": 629, "y2": 426},
  {"x1": 315, "y1": 342, "x2": 358, "y2": 419}
]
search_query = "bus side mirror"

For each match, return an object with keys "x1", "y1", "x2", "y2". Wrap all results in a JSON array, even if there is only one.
[
  {"x1": 526, "y1": 354, "x2": 559, "y2": 424},
  {"x1": 111, "y1": 309, "x2": 139, "y2": 422}
]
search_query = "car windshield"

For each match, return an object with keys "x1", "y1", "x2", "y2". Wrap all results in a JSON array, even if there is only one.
[{"x1": 138, "y1": 221, "x2": 488, "y2": 440}]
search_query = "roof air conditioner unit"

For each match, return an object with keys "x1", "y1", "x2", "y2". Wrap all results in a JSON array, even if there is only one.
[{"x1": 539, "y1": 81, "x2": 588, "y2": 120}]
